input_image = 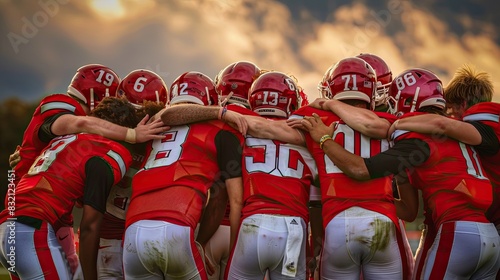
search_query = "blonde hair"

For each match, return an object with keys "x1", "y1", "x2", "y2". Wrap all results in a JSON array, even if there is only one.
[{"x1": 444, "y1": 64, "x2": 493, "y2": 108}]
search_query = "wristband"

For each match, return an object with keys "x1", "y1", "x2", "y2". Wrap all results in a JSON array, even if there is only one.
[
  {"x1": 218, "y1": 106, "x2": 228, "y2": 120},
  {"x1": 125, "y1": 128, "x2": 136, "y2": 144},
  {"x1": 319, "y1": 134, "x2": 333, "y2": 150}
]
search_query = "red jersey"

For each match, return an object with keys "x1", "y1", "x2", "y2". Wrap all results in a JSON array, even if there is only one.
[
  {"x1": 462, "y1": 102, "x2": 500, "y2": 225},
  {"x1": 126, "y1": 120, "x2": 243, "y2": 229},
  {"x1": 14, "y1": 94, "x2": 87, "y2": 184},
  {"x1": 394, "y1": 114, "x2": 492, "y2": 228},
  {"x1": 227, "y1": 106, "x2": 319, "y2": 223},
  {"x1": 1, "y1": 134, "x2": 131, "y2": 230},
  {"x1": 241, "y1": 126, "x2": 317, "y2": 223},
  {"x1": 291, "y1": 106, "x2": 398, "y2": 228}
]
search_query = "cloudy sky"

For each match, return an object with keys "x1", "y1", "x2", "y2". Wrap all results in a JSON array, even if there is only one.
[{"x1": 1, "y1": 0, "x2": 499, "y2": 103}]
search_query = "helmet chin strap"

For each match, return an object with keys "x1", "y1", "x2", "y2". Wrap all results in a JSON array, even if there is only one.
[
  {"x1": 90, "y1": 88, "x2": 95, "y2": 110},
  {"x1": 155, "y1": 90, "x2": 159, "y2": 103},
  {"x1": 105, "y1": 88, "x2": 109, "y2": 97},
  {"x1": 410, "y1": 87, "x2": 420, "y2": 113},
  {"x1": 286, "y1": 98, "x2": 292, "y2": 117},
  {"x1": 220, "y1": 91, "x2": 234, "y2": 107}
]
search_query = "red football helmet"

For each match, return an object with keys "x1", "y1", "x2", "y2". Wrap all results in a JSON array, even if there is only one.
[
  {"x1": 318, "y1": 57, "x2": 377, "y2": 110},
  {"x1": 169, "y1": 71, "x2": 218, "y2": 106},
  {"x1": 387, "y1": 68, "x2": 445, "y2": 116},
  {"x1": 215, "y1": 61, "x2": 261, "y2": 108},
  {"x1": 67, "y1": 64, "x2": 120, "y2": 110},
  {"x1": 356, "y1": 53, "x2": 392, "y2": 107},
  {"x1": 248, "y1": 71, "x2": 299, "y2": 118},
  {"x1": 117, "y1": 69, "x2": 168, "y2": 107}
]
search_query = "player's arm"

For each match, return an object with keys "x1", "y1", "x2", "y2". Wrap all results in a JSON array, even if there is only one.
[
  {"x1": 161, "y1": 104, "x2": 220, "y2": 125},
  {"x1": 45, "y1": 113, "x2": 168, "y2": 144},
  {"x1": 196, "y1": 182, "x2": 227, "y2": 276},
  {"x1": 308, "y1": 183, "x2": 322, "y2": 275},
  {"x1": 196, "y1": 183, "x2": 228, "y2": 247},
  {"x1": 246, "y1": 117, "x2": 306, "y2": 146},
  {"x1": 79, "y1": 157, "x2": 114, "y2": 280},
  {"x1": 160, "y1": 104, "x2": 249, "y2": 136},
  {"x1": 310, "y1": 98, "x2": 390, "y2": 139},
  {"x1": 225, "y1": 177, "x2": 243, "y2": 250},
  {"x1": 302, "y1": 113, "x2": 430, "y2": 180},
  {"x1": 215, "y1": 129, "x2": 244, "y2": 250},
  {"x1": 159, "y1": 104, "x2": 305, "y2": 145},
  {"x1": 388, "y1": 114, "x2": 481, "y2": 143},
  {"x1": 393, "y1": 175, "x2": 419, "y2": 222}
]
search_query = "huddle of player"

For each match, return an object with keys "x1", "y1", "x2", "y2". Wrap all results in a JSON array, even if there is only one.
[{"x1": 1, "y1": 54, "x2": 499, "y2": 280}]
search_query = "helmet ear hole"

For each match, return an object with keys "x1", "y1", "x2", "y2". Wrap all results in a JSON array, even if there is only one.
[{"x1": 404, "y1": 97, "x2": 413, "y2": 106}]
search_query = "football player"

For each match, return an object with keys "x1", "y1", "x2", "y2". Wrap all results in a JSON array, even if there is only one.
[
  {"x1": 301, "y1": 68, "x2": 500, "y2": 279},
  {"x1": 0, "y1": 97, "x2": 138, "y2": 279},
  {"x1": 122, "y1": 72, "x2": 243, "y2": 279},
  {"x1": 222, "y1": 71, "x2": 318, "y2": 279},
  {"x1": 192, "y1": 61, "x2": 261, "y2": 280},
  {"x1": 286, "y1": 58, "x2": 412, "y2": 280},
  {"x1": 382, "y1": 64, "x2": 500, "y2": 279},
  {"x1": 94, "y1": 69, "x2": 168, "y2": 280}
]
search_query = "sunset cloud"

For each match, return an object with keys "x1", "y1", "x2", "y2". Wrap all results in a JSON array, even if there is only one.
[{"x1": 1, "y1": 0, "x2": 499, "y2": 102}]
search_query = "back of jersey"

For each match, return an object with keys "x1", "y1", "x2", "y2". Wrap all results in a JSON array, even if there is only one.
[
  {"x1": 241, "y1": 130, "x2": 317, "y2": 222},
  {"x1": 395, "y1": 129, "x2": 492, "y2": 228},
  {"x1": 128, "y1": 120, "x2": 241, "y2": 229},
  {"x1": 292, "y1": 106, "x2": 397, "y2": 227}
]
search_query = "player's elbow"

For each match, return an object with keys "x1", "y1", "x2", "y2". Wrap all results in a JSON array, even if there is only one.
[
  {"x1": 430, "y1": 118, "x2": 449, "y2": 135},
  {"x1": 363, "y1": 120, "x2": 390, "y2": 139},
  {"x1": 53, "y1": 115, "x2": 88, "y2": 135}
]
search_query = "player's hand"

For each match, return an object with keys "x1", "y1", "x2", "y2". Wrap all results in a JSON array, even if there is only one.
[
  {"x1": 222, "y1": 111, "x2": 248, "y2": 136},
  {"x1": 196, "y1": 241, "x2": 216, "y2": 276},
  {"x1": 286, "y1": 118, "x2": 307, "y2": 130},
  {"x1": 204, "y1": 251, "x2": 216, "y2": 276},
  {"x1": 307, "y1": 255, "x2": 320, "y2": 280},
  {"x1": 309, "y1": 98, "x2": 329, "y2": 110},
  {"x1": 301, "y1": 113, "x2": 334, "y2": 143},
  {"x1": 134, "y1": 114, "x2": 170, "y2": 143},
  {"x1": 9, "y1": 145, "x2": 21, "y2": 169}
]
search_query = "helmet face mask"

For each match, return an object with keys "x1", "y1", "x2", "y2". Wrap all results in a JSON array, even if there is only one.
[
  {"x1": 356, "y1": 53, "x2": 392, "y2": 108},
  {"x1": 117, "y1": 69, "x2": 168, "y2": 107},
  {"x1": 249, "y1": 71, "x2": 299, "y2": 118},
  {"x1": 215, "y1": 61, "x2": 261, "y2": 108},
  {"x1": 169, "y1": 72, "x2": 219, "y2": 106},
  {"x1": 67, "y1": 64, "x2": 120, "y2": 110},
  {"x1": 319, "y1": 57, "x2": 377, "y2": 110},
  {"x1": 387, "y1": 68, "x2": 446, "y2": 116}
]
